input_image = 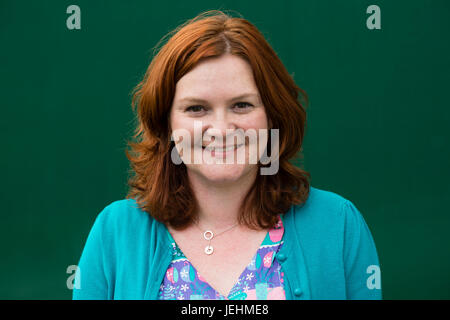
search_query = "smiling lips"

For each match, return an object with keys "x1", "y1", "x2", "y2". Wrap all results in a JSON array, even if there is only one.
[{"x1": 201, "y1": 144, "x2": 244, "y2": 152}]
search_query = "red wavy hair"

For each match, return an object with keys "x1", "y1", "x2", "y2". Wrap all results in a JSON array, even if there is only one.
[{"x1": 125, "y1": 10, "x2": 311, "y2": 230}]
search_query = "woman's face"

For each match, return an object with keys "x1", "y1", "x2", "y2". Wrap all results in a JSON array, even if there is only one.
[{"x1": 169, "y1": 53, "x2": 270, "y2": 185}]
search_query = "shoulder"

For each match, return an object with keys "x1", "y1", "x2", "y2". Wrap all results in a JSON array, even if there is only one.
[
  {"x1": 285, "y1": 186, "x2": 368, "y2": 241},
  {"x1": 304, "y1": 186, "x2": 349, "y2": 209},
  {"x1": 95, "y1": 198, "x2": 149, "y2": 224},
  {"x1": 97, "y1": 198, "x2": 149, "y2": 222},
  {"x1": 91, "y1": 198, "x2": 157, "y2": 243},
  {"x1": 290, "y1": 186, "x2": 353, "y2": 220}
]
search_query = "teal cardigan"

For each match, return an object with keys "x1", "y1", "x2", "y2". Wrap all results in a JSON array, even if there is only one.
[{"x1": 72, "y1": 186, "x2": 382, "y2": 300}]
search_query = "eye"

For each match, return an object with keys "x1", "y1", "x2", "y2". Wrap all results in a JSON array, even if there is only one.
[
  {"x1": 185, "y1": 102, "x2": 253, "y2": 114},
  {"x1": 185, "y1": 105, "x2": 205, "y2": 113},
  {"x1": 233, "y1": 102, "x2": 253, "y2": 111}
]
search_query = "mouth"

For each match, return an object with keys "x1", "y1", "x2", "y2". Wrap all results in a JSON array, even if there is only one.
[
  {"x1": 202, "y1": 144, "x2": 244, "y2": 152},
  {"x1": 200, "y1": 143, "x2": 245, "y2": 157}
]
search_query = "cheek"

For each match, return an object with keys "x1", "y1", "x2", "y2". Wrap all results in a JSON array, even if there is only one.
[
  {"x1": 240, "y1": 112, "x2": 270, "y2": 160},
  {"x1": 239, "y1": 112, "x2": 269, "y2": 145},
  {"x1": 242, "y1": 110, "x2": 269, "y2": 130},
  {"x1": 169, "y1": 119, "x2": 196, "y2": 162},
  {"x1": 170, "y1": 114, "x2": 187, "y2": 132}
]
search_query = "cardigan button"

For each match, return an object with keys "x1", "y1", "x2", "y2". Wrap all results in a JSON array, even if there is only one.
[
  {"x1": 277, "y1": 253, "x2": 287, "y2": 262},
  {"x1": 294, "y1": 288, "x2": 303, "y2": 297}
]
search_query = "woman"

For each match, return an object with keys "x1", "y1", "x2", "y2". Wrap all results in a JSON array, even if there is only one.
[{"x1": 73, "y1": 10, "x2": 381, "y2": 300}]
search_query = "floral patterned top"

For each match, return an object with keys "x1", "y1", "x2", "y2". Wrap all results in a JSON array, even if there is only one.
[{"x1": 158, "y1": 215, "x2": 286, "y2": 300}]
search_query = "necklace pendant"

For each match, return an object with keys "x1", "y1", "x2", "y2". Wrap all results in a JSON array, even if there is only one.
[
  {"x1": 204, "y1": 230, "x2": 214, "y2": 240},
  {"x1": 205, "y1": 245, "x2": 214, "y2": 255}
]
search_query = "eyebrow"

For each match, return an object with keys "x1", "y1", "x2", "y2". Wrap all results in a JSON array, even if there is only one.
[{"x1": 177, "y1": 93, "x2": 260, "y2": 104}]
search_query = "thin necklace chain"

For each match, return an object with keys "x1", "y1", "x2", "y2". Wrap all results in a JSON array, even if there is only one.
[
  {"x1": 193, "y1": 219, "x2": 239, "y2": 238},
  {"x1": 193, "y1": 218, "x2": 239, "y2": 255}
]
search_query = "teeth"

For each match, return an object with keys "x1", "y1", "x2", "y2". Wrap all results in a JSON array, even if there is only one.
[{"x1": 204, "y1": 144, "x2": 243, "y2": 152}]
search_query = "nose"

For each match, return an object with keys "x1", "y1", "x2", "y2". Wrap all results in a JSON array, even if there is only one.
[{"x1": 202, "y1": 112, "x2": 239, "y2": 145}]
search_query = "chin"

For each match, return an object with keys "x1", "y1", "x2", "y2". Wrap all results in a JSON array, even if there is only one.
[{"x1": 189, "y1": 163, "x2": 256, "y2": 184}]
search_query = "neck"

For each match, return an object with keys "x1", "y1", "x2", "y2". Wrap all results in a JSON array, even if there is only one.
[{"x1": 187, "y1": 167, "x2": 258, "y2": 230}]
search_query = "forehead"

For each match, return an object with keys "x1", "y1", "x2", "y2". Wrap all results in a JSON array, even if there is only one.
[{"x1": 174, "y1": 54, "x2": 259, "y2": 102}]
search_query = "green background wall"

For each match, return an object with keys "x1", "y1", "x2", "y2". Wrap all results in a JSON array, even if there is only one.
[{"x1": 1, "y1": 0, "x2": 449, "y2": 299}]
